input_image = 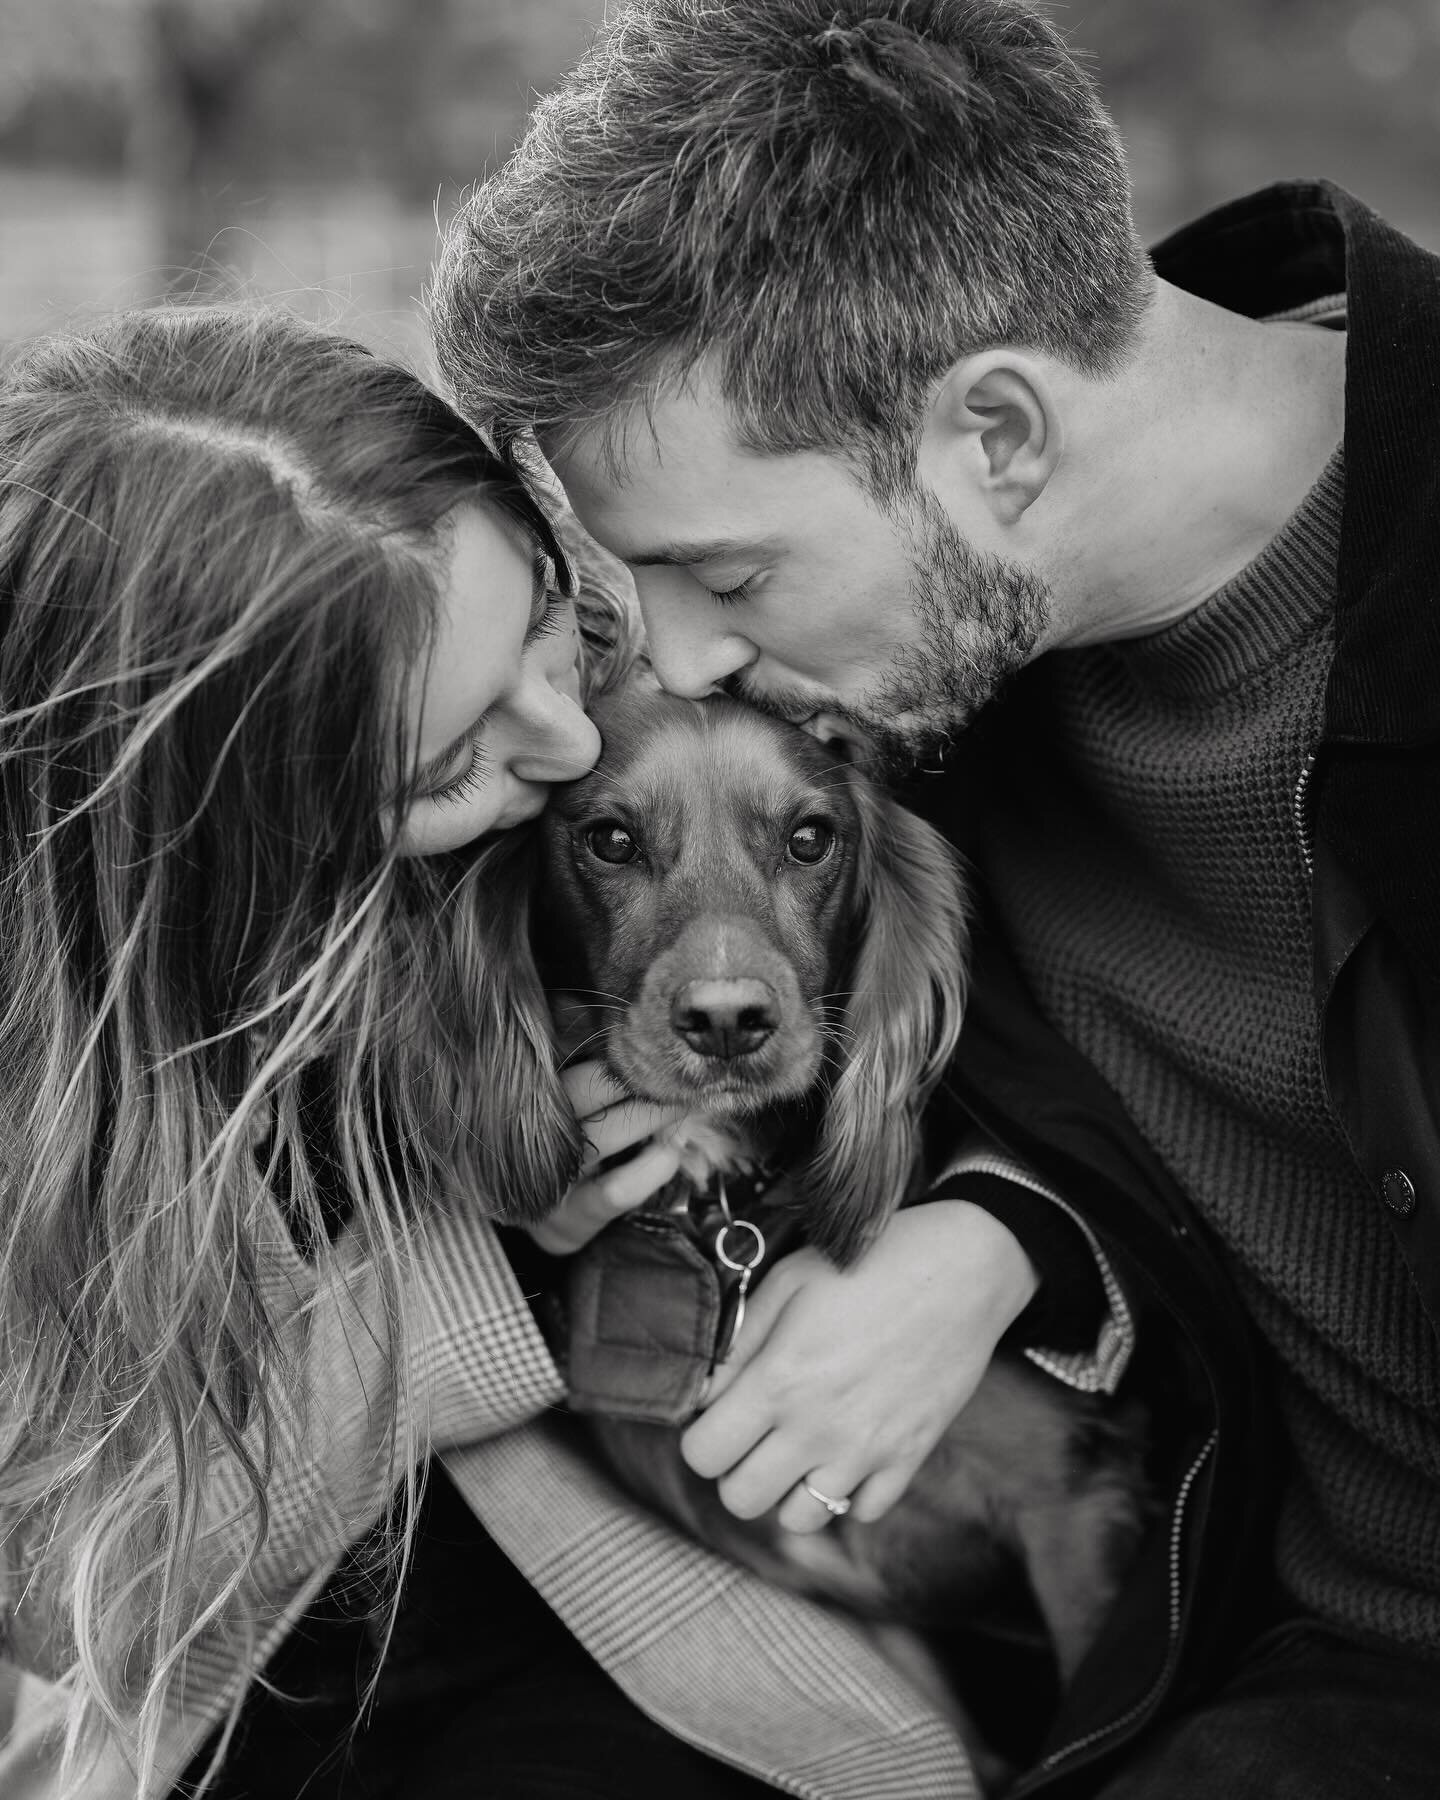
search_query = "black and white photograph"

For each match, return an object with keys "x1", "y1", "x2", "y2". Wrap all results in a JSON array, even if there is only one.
[{"x1": 2, "y1": 3, "x2": 1438, "y2": 1796}]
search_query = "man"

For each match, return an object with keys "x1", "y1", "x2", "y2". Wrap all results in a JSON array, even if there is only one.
[{"x1": 432, "y1": 1, "x2": 1440, "y2": 1795}]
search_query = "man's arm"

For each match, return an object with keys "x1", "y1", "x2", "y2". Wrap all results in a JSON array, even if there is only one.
[{"x1": 926, "y1": 1136, "x2": 1135, "y2": 1394}]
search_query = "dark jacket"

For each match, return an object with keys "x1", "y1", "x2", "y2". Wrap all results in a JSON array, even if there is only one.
[{"x1": 935, "y1": 183, "x2": 1440, "y2": 1795}]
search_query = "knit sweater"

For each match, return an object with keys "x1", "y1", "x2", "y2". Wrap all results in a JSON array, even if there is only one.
[{"x1": 980, "y1": 445, "x2": 1440, "y2": 1655}]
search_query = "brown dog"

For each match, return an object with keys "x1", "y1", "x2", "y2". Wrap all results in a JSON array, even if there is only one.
[{"x1": 528, "y1": 685, "x2": 1148, "y2": 1753}]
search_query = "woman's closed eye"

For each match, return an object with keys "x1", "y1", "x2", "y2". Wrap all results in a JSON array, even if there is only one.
[
  {"x1": 526, "y1": 583, "x2": 570, "y2": 643},
  {"x1": 414, "y1": 586, "x2": 569, "y2": 805},
  {"x1": 394, "y1": 508, "x2": 598, "y2": 857},
  {"x1": 418, "y1": 725, "x2": 491, "y2": 807}
]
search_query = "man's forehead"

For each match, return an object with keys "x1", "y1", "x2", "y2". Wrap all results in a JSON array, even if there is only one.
[
  {"x1": 557, "y1": 475, "x2": 762, "y2": 568},
  {"x1": 554, "y1": 436, "x2": 765, "y2": 566},
  {"x1": 551, "y1": 383, "x2": 736, "y2": 498},
  {"x1": 552, "y1": 397, "x2": 849, "y2": 564}
]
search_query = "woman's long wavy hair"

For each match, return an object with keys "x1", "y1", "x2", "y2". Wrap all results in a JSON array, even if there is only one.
[{"x1": 0, "y1": 307, "x2": 626, "y2": 1789}]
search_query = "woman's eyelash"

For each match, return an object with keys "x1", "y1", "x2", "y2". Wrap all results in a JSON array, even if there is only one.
[
  {"x1": 525, "y1": 590, "x2": 569, "y2": 643},
  {"x1": 420, "y1": 588, "x2": 567, "y2": 807},
  {"x1": 706, "y1": 577, "x2": 753, "y2": 606},
  {"x1": 426, "y1": 731, "x2": 490, "y2": 806}
]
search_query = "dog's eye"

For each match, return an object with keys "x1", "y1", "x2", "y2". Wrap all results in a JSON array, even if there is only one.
[
  {"x1": 585, "y1": 822, "x2": 639, "y2": 865},
  {"x1": 786, "y1": 820, "x2": 835, "y2": 865}
]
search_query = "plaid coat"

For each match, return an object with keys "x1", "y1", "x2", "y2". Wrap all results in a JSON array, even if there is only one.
[{"x1": 0, "y1": 1193, "x2": 982, "y2": 1800}]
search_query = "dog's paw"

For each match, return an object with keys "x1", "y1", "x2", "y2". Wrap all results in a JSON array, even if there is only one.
[{"x1": 664, "y1": 1113, "x2": 757, "y2": 1185}]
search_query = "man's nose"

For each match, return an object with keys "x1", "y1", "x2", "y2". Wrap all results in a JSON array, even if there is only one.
[{"x1": 633, "y1": 569, "x2": 755, "y2": 699}]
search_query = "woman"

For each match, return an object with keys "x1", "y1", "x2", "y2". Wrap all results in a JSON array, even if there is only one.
[{"x1": 0, "y1": 305, "x2": 781, "y2": 1799}]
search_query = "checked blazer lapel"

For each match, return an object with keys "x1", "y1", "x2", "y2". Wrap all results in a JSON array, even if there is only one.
[{"x1": 446, "y1": 1417, "x2": 979, "y2": 1800}]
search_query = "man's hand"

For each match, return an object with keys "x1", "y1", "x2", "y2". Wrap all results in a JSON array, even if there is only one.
[
  {"x1": 524, "y1": 1061, "x2": 690, "y2": 1255},
  {"x1": 680, "y1": 1200, "x2": 1039, "y2": 1532}
]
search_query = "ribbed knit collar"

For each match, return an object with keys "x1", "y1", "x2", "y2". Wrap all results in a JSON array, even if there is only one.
[{"x1": 1113, "y1": 441, "x2": 1345, "y2": 701}]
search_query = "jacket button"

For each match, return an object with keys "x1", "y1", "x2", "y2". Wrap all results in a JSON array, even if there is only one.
[{"x1": 1381, "y1": 1169, "x2": 1416, "y2": 1216}]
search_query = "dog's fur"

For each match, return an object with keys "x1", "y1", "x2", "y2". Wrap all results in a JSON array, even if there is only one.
[{"x1": 511, "y1": 687, "x2": 1148, "y2": 1751}]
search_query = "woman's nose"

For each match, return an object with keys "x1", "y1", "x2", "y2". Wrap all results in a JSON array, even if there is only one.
[{"x1": 510, "y1": 680, "x2": 602, "y2": 782}]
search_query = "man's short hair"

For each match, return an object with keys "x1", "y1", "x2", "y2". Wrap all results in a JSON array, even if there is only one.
[{"x1": 432, "y1": 0, "x2": 1154, "y2": 499}]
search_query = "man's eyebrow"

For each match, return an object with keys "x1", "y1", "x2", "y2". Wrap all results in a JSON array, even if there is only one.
[{"x1": 625, "y1": 535, "x2": 777, "y2": 568}]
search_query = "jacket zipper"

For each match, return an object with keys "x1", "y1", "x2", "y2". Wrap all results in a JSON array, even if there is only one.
[
  {"x1": 1016, "y1": 1427, "x2": 1218, "y2": 1792},
  {"x1": 1292, "y1": 749, "x2": 1317, "y2": 878},
  {"x1": 951, "y1": 1110, "x2": 1226, "y2": 1789}
]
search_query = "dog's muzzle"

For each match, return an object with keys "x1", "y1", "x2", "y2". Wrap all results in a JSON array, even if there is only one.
[{"x1": 670, "y1": 978, "x2": 779, "y2": 1060}]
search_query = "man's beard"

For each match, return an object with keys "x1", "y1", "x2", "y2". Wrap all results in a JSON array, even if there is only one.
[{"x1": 731, "y1": 484, "x2": 1051, "y2": 780}]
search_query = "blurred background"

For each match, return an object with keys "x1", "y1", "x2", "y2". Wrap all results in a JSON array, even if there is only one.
[{"x1": 2, "y1": 0, "x2": 1438, "y2": 364}]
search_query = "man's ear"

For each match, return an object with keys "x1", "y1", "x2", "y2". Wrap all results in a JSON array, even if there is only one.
[{"x1": 919, "y1": 351, "x2": 1064, "y2": 527}]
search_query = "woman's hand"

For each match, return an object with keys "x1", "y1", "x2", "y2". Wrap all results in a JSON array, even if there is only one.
[
  {"x1": 524, "y1": 1061, "x2": 690, "y2": 1254},
  {"x1": 680, "y1": 1200, "x2": 1039, "y2": 1532}
]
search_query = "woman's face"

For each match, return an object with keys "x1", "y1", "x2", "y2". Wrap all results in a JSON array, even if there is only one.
[{"x1": 396, "y1": 502, "x2": 601, "y2": 855}]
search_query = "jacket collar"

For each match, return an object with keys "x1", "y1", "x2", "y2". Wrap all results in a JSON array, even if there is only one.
[{"x1": 1151, "y1": 181, "x2": 1440, "y2": 749}]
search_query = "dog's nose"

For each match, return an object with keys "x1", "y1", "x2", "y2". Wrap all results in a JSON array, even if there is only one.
[{"x1": 671, "y1": 979, "x2": 778, "y2": 1060}]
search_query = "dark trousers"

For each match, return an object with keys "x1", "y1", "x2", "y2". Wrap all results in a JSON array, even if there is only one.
[
  {"x1": 176, "y1": 1467, "x2": 1440, "y2": 1800},
  {"x1": 175, "y1": 1466, "x2": 775, "y2": 1799},
  {"x1": 1091, "y1": 1613, "x2": 1440, "y2": 1800}
]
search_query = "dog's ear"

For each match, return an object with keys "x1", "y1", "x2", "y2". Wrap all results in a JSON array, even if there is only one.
[
  {"x1": 446, "y1": 832, "x2": 584, "y2": 1226},
  {"x1": 802, "y1": 780, "x2": 969, "y2": 1264}
]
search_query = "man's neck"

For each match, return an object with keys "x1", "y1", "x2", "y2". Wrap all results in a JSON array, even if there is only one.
[{"x1": 1042, "y1": 280, "x2": 1347, "y2": 650}]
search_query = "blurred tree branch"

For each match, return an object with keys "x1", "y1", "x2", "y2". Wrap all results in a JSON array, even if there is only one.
[
  {"x1": 5, "y1": 0, "x2": 1437, "y2": 298},
  {"x1": 135, "y1": 0, "x2": 303, "y2": 288},
  {"x1": 1, "y1": 0, "x2": 605, "y2": 297}
]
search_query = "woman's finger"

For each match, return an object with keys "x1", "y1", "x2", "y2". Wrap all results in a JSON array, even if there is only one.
[
  {"x1": 712, "y1": 1428, "x2": 811, "y2": 1521},
  {"x1": 527, "y1": 1138, "x2": 684, "y2": 1255},
  {"x1": 697, "y1": 1260, "x2": 798, "y2": 1405},
  {"x1": 561, "y1": 1060, "x2": 630, "y2": 1117},
  {"x1": 588, "y1": 1136, "x2": 683, "y2": 1212},
  {"x1": 680, "y1": 1380, "x2": 774, "y2": 1483},
  {"x1": 579, "y1": 1097, "x2": 690, "y2": 1173},
  {"x1": 843, "y1": 1460, "x2": 918, "y2": 1526},
  {"x1": 526, "y1": 1181, "x2": 615, "y2": 1254},
  {"x1": 561, "y1": 1061, "x2": 689, "y2": 1172},
  {"x1": 775, "y1": 1465, "x2": 868, "y2": 1536}
]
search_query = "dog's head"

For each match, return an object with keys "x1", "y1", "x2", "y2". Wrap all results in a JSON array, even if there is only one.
[{"x1": 534, "y1": 688, "x2": 969, "y2": 1262}]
